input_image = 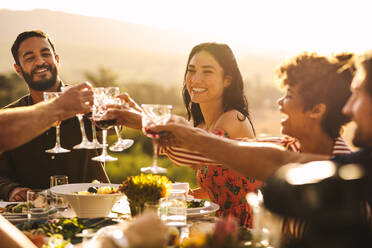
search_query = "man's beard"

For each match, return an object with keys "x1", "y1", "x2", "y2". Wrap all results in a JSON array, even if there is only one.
[{"x1": 21, "y1": 64, "x2": 58, "y2": 91}]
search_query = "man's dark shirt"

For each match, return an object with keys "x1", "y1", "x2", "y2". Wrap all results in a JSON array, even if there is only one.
[
  {"x1": 331, "y1": 147, "x2": 372, "y2": 207},
  {"x1": 0, "y1": 94, "x2": 108, "y2": 200}
]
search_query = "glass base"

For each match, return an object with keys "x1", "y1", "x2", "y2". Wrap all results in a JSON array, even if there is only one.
[
  {"x1": 92, "y1": 154, "x2": 118, "y2": 162},
  {"x1": 73, "y1": 141, "x2": 98, "y2": 149},
  {"x1": 46, "y1": 146, "x2": 70, "y2": 153},
  {"x1": 109, "y1": 139, "x2": 134, "y2": 152},
  {"x1": 91, "y1": 140, "x2": 104, "y2": 149},
  {"x1": 141, "y1": 166, "x2": 168, "y2": 174}
]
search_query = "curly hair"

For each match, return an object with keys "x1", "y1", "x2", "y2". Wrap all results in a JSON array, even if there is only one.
[
  {"x1": 359, "y1": 51, "x2": 372, "y2": 97},
  {"x1": 182, "y1": 42, "x2": 254, "y2": 134},
  {"x1": 277, "y1": 52, "x2": 355, "y2": 139}
]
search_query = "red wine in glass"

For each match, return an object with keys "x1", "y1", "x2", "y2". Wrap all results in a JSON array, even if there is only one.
[
  {"x1": 144, "y1": 128, "x2": 169, "y2": 139},
  {"x1": 95, "y1": 119, "x2": 117, "y2": 130}
]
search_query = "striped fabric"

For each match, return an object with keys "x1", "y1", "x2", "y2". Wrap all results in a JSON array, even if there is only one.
[{"x1": 159, "y1": 136, "x2": 351, "y2": 168}]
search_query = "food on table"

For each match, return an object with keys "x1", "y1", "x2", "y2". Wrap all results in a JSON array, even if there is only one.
[
  {"x1": 73, "y1": 186, "x2": 119, "y2": 195},
  {"x1": 187, "y1": 199, "x2": 206, "y2": 209},
  {"x1": 33, "y1": 194, "x2": 48, "y2": 208},
  {"x1": 0, "y1": 202, "x2": 34, "y2": 214},
  {"x1": 19, "y1": 217, "x2": 117, "y2": 244}
]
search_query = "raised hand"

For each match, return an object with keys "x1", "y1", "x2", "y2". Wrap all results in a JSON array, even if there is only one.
[
  {"x1": 149, "y1": 117, "x2": 207, "y2": 150},
  {"x1": 101, "y1": 92, "x2": 143, "y2": 130},
  {"x1": 8, "y1": 187, "x2": 31, "y2": 202},
  {"x1": 54, "y1": 82, "x2": 94, "y2": 120}
]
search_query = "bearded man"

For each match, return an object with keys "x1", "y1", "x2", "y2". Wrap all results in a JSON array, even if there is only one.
[{"x1": 0, "y1": 30, "x2": 108, "y2": 202}]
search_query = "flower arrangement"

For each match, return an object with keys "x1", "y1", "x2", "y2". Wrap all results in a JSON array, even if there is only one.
[
  {"x1": 119, "y1": 173, "x2": 172, "y2": 216},
  {"x1": 180, "y1": 215, "x2": 254, "y2": 248}
]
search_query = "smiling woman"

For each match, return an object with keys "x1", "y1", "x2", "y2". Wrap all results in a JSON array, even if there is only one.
[{"x1": 158, "y1": 42, "x2": 263, "y2": 228}]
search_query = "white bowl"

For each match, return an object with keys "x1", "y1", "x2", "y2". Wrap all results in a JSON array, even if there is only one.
[
  {"x1": 50, "y1": 183, "x2": 124, "y2": 218},
  {"x1": 171, "y1": 182, "x2": 190, "y2": 193}
]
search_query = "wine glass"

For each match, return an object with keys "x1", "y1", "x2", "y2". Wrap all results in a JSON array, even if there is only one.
[
  {"x1": 87, "y1": 87, "x2": 107, "y2": 149},
  {"x1": 141, "y1": 104, "x2": 172, "y2": 174},
  {"x1": 50, "y1": 175, "x2": 69, "y2": 212},
  {"x1": 84, "y1": 112, "x2": 104, "y2": 149},
  {"x1": 109, "y1": 126, "x2": 134, "y2": 152},
  {"x1": 91, "y1": 87, "x2": 120, "y2": 162},
  {"x1": 43, "y1": 92, "x2": 70, "y2": 153},
  {"x1": 61, "y1": 86, "x2": 96, "y2": 149}
]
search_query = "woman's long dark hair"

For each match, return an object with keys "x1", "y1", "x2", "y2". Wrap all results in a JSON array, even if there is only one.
[{"x1": 182, "y1": 42, "x2": 255, "y2": 134}]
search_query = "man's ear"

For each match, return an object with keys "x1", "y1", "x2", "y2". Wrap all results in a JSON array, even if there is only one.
[
  {"x1": 55, "y1": 54, "x2": 60, "y2": 64},
  {"x1": 309, "y1": 103, "x2": 326, "y2": 119},
  {"x1": 14, "y1": 64, "x2": 23, "y2": 77},
  {"x1": 224, "y1": 75, "x2": 232, "y2": 88}
]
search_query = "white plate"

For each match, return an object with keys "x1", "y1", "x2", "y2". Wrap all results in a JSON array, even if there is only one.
[
  {"x1": 186, "y1": 199, "x2": 210, "y2": 213},
  {"x1": 0, "y1": 202, "x2": 27, "y2": 217},
  {"x1": 0, "y1": 202, "x2": 57, "y2": 218},
  {"x1": 187, "y1": 199, "x2": 219, "y2": 217}
]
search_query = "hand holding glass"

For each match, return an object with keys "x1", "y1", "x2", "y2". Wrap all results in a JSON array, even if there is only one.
[
  {"x1": 61, "y1": 86, "x2": 96, "y2": 149},
  {"x1": 141, "y1": 104, "x2": 172, "y2": 174}
]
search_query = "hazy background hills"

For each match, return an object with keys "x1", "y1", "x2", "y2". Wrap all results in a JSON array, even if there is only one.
[{"x1": 0, "y1": 9, "x2": 281, "y2": 87}]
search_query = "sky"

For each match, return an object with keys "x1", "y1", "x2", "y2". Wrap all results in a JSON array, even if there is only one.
[{"x1": 1, "y1": 0, "x2": 372, "y2": 58}]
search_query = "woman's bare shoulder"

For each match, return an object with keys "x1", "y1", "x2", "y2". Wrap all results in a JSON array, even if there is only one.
[{"x1": 214, "y1": 110, "x2": 254, "y2": 139}]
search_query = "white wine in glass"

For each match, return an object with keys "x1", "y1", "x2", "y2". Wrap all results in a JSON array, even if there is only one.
[{"x1": 43, "y1": 92, "x2": 70, "y2": 153}]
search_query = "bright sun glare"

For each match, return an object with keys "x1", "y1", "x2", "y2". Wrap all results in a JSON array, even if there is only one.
[{"x1": 1, "y1": 0, "x2": 372, "y2": 56}]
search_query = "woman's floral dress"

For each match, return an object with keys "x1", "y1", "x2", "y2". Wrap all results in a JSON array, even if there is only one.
[{"x1": 196, "y1": 129, "x2": 264, "y2": 227}]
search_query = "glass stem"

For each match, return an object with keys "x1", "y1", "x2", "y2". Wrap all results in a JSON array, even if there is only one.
[
  {"x1": 152, "y1": 140, "x2": 158, "y2": 167},
  {"x1": 77, "y1": 115, "x2": 89, "y2": 142},
  {"x1": 102, "y1": 129, "x2": 108, "y2": 157},
  {"x1": 56, "y1": 125, "x2": 62, "y2": 148},
  {"x1": 91, "y1": 121, "x2": 99, "y2": 143},
  {"x1": 101, "y1": 161, "x2": 111, "y2": 183},
  {"x1": 114, "y1": 126, "x2": 123, "y2": 142}
]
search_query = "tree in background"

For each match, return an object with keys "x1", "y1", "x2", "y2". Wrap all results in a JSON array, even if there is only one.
[
  {"x1": 0, "y1": 72, "x2": 28, "y2": 107},
  {"x1": 84, "y1": 66, "x2": 120, "y2": 88}
]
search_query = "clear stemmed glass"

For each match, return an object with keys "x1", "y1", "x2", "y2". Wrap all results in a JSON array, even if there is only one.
[
  {"x1": 91, "y1": 87, "x2": 120, "y2": 162},
  {"x1": 43, "y1": 92, "x2": 71, "y2": 153},
  {"x1": 109, "y1": 126, "x2": 134, "y2": 152},
  {"x1": 141, "y1": 104, "x2": 172, "y2": 174},
  {"x1": 84, "y1": 112, "x2": 104, "y2": 149},
  {"x1": 87, "y1": 87, "x2": 107, "y2": 149},
  {"x1": 61, "y1": 86, "x2": 96, "y2": 149}
]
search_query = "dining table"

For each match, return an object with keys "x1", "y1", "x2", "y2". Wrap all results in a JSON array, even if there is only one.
[{"x1": 0, "y1": 195, "x2": 229, "y2": 248}]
